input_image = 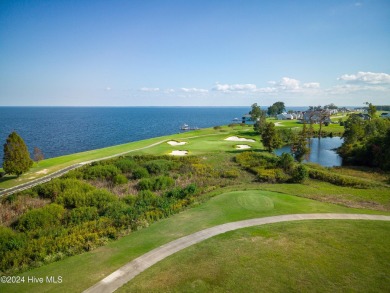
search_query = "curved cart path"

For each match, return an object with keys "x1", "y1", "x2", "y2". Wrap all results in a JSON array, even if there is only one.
[{"x1": 83, "y1": 213, "x2": 390, "y2": 293}]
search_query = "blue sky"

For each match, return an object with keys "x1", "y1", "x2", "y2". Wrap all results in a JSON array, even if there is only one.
[{"x1": 0, "y1": 0, "x2": 389, "y2": 106}]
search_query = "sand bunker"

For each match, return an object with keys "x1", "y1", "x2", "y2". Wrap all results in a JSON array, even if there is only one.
[
  {"x1": 170, "y1": 150, "x2": 188, "y2": 156},
  {"x1": 36, "y1": 169, "x2": 48, "y2": 174},
  {"x1": 167, "y1": 141, "x2": 187, "y2": 146},
  {"x1": 235, "y1": 144, "x2": 251, "y2": 149},
  {"x1": 225, "y1": 136, "x2": 255, "y2": 142}
]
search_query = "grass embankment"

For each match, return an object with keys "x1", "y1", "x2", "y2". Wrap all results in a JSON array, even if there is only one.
[
  {"x1": 0, "y1": 125, "x2": 256, "y2": 189},
  {"x1": 123, "y1": 220, "x2": 390, "y2": 293},
  {"x1": 1, "y1": 189, "x2": 388, "y2": 293}
]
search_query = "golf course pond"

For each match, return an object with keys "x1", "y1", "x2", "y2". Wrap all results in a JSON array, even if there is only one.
[{"x1": 275, "y1": 137, "x2": 344, "y2": 167}]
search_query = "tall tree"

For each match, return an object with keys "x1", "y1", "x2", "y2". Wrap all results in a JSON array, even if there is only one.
[
  {"x1": 33, "y1": 147, "x2": 44, "y2": 163},
  {"x1": 261, "y1": 122, "x2": 282, "y2": 152},
  {"x1": 3, "y1": 131, "x2": 33, "y2": 176},
  {"x1": 250, "y1": 103, "x2": 266, "y2": 134},
  {"x1": 250, "y1": 103, "x2": 262, "y2": 121},
  {"x1": 267, "y1": 101, "x2": 285, "y2": 116},
  {"x1": 365, "y1": 102, "x2": 377, "y2": 118},
  {"x1": 291, "y1": 123, "x2": 310, "y2": 162}
]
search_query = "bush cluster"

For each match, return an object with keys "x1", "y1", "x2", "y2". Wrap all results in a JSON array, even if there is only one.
[
  {"x1": 236, "y1": 151, "x2": 308, "y2": 183},
  {"x1": 307, "y1": 168, "x2": 373, "y2": 188},
  {"x1": 0, "y1": 155, "x2": 203, "y2": 274}
]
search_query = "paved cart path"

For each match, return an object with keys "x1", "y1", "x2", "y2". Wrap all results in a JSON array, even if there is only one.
[{"x1": 83, "y1": 213, "x2": 390, "y2": 293}]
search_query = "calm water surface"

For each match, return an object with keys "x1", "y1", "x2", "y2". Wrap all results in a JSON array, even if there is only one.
[
  {"x1": 0, "y1": 107, "x2": 249, "y2": 161},
  {"x1": 275, "y1": 137, "x2": 344, "y2": 167}
]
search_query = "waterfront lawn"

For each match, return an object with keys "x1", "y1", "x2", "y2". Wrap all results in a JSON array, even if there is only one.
[
  {"x1": 122, "y1": 220, "x2": 390, "y2": 293},
  {"x1": 1, "y1": 188, "x2": 387, "y2": 293}
]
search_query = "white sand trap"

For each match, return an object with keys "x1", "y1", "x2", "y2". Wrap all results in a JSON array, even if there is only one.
[
  {"x1": 225, "y1": 136, "x2": 255, "y2": 142},
  {"x1": 167, "y1": 140, "x2": 187, "y2": 146},
  {"x1": 274, "y1": 122, "x2": 282, "y2": 126},
  {"x1": 36, "y1": 169, "x2": 48, "y2": 174},
  {"x1": 236, "y1": 144, "x2": 251, "y2": 149},
  {"x1": 170, "y1": 150, "x2": 188, "y2": 156}
]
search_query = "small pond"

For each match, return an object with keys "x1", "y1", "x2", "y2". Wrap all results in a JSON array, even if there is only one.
[{"x1": 275, "y1": 137, "x2": 344, "y2": 167}]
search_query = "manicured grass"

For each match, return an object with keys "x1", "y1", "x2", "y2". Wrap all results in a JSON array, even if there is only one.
[
  {"x1": 0, "y1": 126, "x2": 255, "y2": 189},
  {"x1": 121, "y1": 220, "x2": 390, "y2": 293},
  {"x1": 261, "y1": 180, "x2": 390, "y2": 211},
  {"x1": 1, "y1": 188, "x2": 386, "y2": 293}
]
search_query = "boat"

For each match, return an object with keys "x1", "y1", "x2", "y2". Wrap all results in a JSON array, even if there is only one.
[
  {"x1": 232, "y1": 117, "x2": 240, "y2": 122},
  {"x1": 180, "y1": 124, "x2": 199, "y2": 131}
]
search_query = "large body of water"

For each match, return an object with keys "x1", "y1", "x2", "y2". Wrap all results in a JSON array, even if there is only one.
[
  {"x1": 275, "y1": 137, "x2": 344, "y2": 167},
  {"x1": 1, "y1": 106, "x2": 342, "y2": 167},
  {"x1": 1, "y1": 106, "x2": 261, "y2": 161}
]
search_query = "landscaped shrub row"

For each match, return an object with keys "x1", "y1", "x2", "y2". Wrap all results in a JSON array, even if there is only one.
[{"x1": 307, "y1": 168, "x2": 374, "y2": 188}]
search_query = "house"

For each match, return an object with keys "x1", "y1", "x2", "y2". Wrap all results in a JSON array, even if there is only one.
[
  {"x1": 302, "y1": 110, "x2": 331, "y2": 124},
  {"x1": 353, "y1": 113, "x2": 371, "y2": 121},
  {"x1": 242, "y1": 114, "x2": 258, "y2": 124},
  {"x1": 276, "y1": 113, "x2": 293, "y2": 120}
]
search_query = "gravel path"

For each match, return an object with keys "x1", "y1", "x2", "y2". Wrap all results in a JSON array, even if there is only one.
[{"x1": 83, "y1": 213, "x2": 390, "y2": 293}]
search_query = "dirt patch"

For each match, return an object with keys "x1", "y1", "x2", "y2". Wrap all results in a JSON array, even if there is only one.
[{"x1": 36, "y1": 169, "x2": 48, "y2": 175}]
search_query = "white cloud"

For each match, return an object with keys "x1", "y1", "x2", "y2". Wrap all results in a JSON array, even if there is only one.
[
  {"x1": 164, "y1": 89, "x2": 175, "y2": 93},
  {"x1": 327, "y1": 84, "x2": 388, "y2": 95},
  {"x1": 180, "y1": 87, "x2": 208, "y2": 93},
  {"x1": 212, "y1": 83, "x2": 257, "y2": 92},
  {"x1": 278, "y1": 77, "x2": 301, "y2": 91},
  {"x1": 105, "y1": 87, "x2": 111, "y2": 91},
  {"x1": 140, "y1": 87, "x2": 160, "y2": 92},
  {"x1": 303, "y1": 82, "x2": 320, "y2": 89},
  {"x1": 265, "y1": 77, "x2": 320, "y2": 93},
  {"x1": 338, "y1": 72, "x2": 390, "y2": 84}
]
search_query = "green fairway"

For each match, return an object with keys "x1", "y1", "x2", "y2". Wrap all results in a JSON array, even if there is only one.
[
  {"x1": 1, "y1": 189, "x2": 386, "y2": 293},
  {"x1": 0, "y1": 125, "x2": 255, "y2": 189},
  {"x1": 121, "y1": 220, "x2": 390, "y2": 293}
]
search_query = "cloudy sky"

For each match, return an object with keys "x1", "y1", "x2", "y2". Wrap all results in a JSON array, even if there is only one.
[{"x1": 0, "y1": 0, "x2": 389, "y2": 106}]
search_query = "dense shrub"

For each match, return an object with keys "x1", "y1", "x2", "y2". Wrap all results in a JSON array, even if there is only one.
[
  {"x1": 113, "y1": 174, "x2": 128, "y2": 185},
  {"x1": 308, "y1": 168, "x2": 372, "y2": 188},
  {"x1": 137, "y1": 178, "x2": 154, "y2": 191},
  {"x1": 278, "y1": 153, "x2": 295, "y2": 173},
  {"x1": 143, "y1": 159, "x2": 176, "y2": 175},
  {"x1": 291, "y1": 164, "x2": 308, "y2": 183},
  {"x1": 83, "y1": 164, "x2": 121, "y2": 180},
  {"x1": 153, "y1": 176, "x2": 174, "y2": 191},
  {"x1": 114, "y1": 158, "x2": 138, "y2": 173},
  {"x1": 34, "y1": 178, "x2": 94, "y2": 200},
  {"x1": 220, "y1": 169, "x2": 240, "y2": 178},
  {"x1": 15, "y1": 204, "x2": 66, "y2": 232},
  {"x1": 0, "y1": 227, "x2": 26, "y2": 256},
  {"x1": 132, "y1": 167, "x2": 149, "y2": 179},
  {"x1": 67, "y1": 207, "x2": 99, "y2": 225}
]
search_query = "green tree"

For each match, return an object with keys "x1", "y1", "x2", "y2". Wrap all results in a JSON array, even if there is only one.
[
  {"x1": 261, "y1": 122, "x2": 282, "y2": 152},
  {"x1": 291, "y1": 123, "x2": 310, "y2": 162},
  {"x1": 365, "y1": 102, "x2": 377, "y2": 118},
  {"x1": 267, "y1": 101, "x2": 285, "y2": 116},
  {"x1": 250, "y1": 103, "x2": 262, "y2": 121},
  {"x1": 250, "y1": 103, "x2": 266, "y2": 134},
  {"x1": 3, "y1": 131, "x2": 33, "y2": 176}
]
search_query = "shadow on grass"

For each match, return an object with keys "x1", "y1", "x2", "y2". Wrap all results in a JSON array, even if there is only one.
[{"x1": 0, "y1": 175, "x2": 18, "y2": 185}]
